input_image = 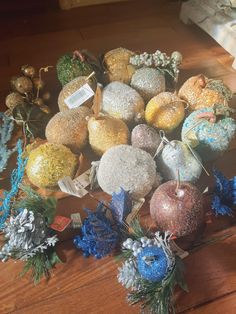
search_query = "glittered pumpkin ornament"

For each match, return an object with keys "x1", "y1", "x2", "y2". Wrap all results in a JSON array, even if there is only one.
[
  {"x1": 157, "y1": 140, "x2": 202, "y2": 183},
  {"x1": 131, "y1": 67, "x2": 165, "y2": 102},
  {"x1": 145, "y1": 92, "x2": 185, "y2": 133},
  {"x1": 178, "y1": 74, "x2": 232, "y2": 111},
  {"x1": 97, "y1": 144, "x2": 160, "y2": 199},
  {"x1": 26, "y1": 143, "x2": 78, "y2": 189},
  {"x1": 5, "y1": 92, "x2": 25, "y2": 110},
  {"x1": 150, "y1": 180, "x2": 204, "y2": 238},
  {"x1": 56, "y1": 50, "x2": 94, "y2": 86},
  {"x1": 103, "y1": 47, "x2": 136, "y2": 84},
  {"x1": 58, "y1": 75, "x2": 97, "y2": 112},
  {"x1": 45, "y1": 106, "x2": 92, "y2": 154},
  {"x1": 182, "y1": 105, "x2": 236, "y2": 162},
  {"x1": 88, "y1": 115, "x2": 130, "y2": 156},
  {"x1": 101, "y1": 81, "x2": 145, "y2": 126},
  {"x1": 131, "y1": 124, "x2": 161, "y2": 156},
  {"x1": 12, "y1": 76, "x2": 33, "y2": 94}
]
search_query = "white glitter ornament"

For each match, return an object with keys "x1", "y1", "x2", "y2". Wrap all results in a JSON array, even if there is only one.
[
  {"x1": 101, "y1": 81, "x2": 145, "y2": 125},
  {"x1": 157, "y1": 140, "x2": 202, "y2": 183},
  {"x1": 131, "y1": 124, "x2": 161, "y2": 156},
  {"x1": 97, "y1": 145, "x2": 160, "y2": 199},
  {"x1": 131, "y1": 68, "x2": 165, "y2": 102}
]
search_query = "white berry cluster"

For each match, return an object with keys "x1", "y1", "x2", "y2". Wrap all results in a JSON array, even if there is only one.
[
  {"x1": 123, "y1": 237, "x2": 154, "y2": 257},
  {"x1": 130, "y1": 50, "x2": 182, "y2": 78}
]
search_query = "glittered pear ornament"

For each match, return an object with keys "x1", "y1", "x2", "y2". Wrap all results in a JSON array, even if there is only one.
[
  {"x1": 145, "y1": 92, "x2": 185, "y2": 133},
  {"x1": 157, "y1": 140, "x2": 202, "y2": 183},
  {"x1": 88, "y1": 115, "x2": 130, "y2": 156}
]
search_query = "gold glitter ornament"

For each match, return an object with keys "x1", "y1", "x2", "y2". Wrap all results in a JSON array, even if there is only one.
[
  {"x1": 58, "y1": 76, "x2": 97, "y2": 112},
  {"x1": 130, "y1": 68, "x2": 165, "y2": 102},
  {"x1": 5, "y1": 92, "x2": 25, "y2": 110},
  {"x1": 26, "y1": 142, "x2": 78, "y2": 189},
  {"x1": 101, "y1": 81, "x2": 145, "y2": 126},
  {"x1": 178, "y1": 74, "x2": 231, "y2": 111},
  {"x1": 21, "y1": 65, "x2": 36, "y2": 78},
  {"x1": 46, "y1": 106, "x2": 92, "y2": 154},
  {"x1": 145, "y1": 92, "x2": 185, "y2": 133},
  {"x1": 103, "y1": 47, "x2": 136, "y2": 84},
  {"x1": 88, "y1": 115, "x2": 130, "y2": 156},
  {"x1": 13, "y1": 76, "x2": 33, "y2": 94}
]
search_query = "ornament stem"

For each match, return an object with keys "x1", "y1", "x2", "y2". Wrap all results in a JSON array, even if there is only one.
[
  {"x1": 72, "y1": 50, "x2": 84, "y2": 62},
  {"x1": 37, "y1": 66, "x2": 53, "y2": 98},
  {"x1": 86, "y1": 71, "x2": 96, "y2": 81},
  {"x1": 175, "y1": 169, "x2": 180, "y2": 194},
  {"x1": 187, "y1": 143, "x2": 210, "y2": 176}
]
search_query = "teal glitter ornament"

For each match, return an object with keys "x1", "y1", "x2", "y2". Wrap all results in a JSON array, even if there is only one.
[
  {"x1": 137, "y1": 246, "x2": 169, "y2": 282},
  {"x1": 56, "y1": 50, "x2": 94, "y2": 86},
  {"x1": 182, "y1": 105, "x2": 236, "y2": 162}
]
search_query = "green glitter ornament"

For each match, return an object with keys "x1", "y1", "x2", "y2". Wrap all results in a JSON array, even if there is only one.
[
  {"x1": 56, "y1": 50, "x2": 94, "y2": 86},
  {"x1": 26, "y1": 143, "x2": 78, "y2": 189}
]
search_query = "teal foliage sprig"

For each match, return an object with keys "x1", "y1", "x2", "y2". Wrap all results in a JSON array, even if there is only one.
[
  {"x1": 0, "y1": 112, "x2": 16, "y2": 173},
  {"x1": 0, "y1": 139, "x2": 27, "y2": 229}
]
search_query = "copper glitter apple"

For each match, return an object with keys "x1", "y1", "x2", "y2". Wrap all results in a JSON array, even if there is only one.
[{"x1": 150, "y1": 180, "x2": 204, "y2": 238}]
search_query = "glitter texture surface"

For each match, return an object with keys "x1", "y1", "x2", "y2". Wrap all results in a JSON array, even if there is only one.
[
  {"x1": 182, "y1": 107, "x2": 236, "y2": 161},
  {"x1": 137, "y1": 246, "x2": 168, "y2": 282},
  {"x1": 26, "y1": 143, "x2": 78, "y2": 189},
  {"x1": 145, "y1": 92, "x2": 185, "y2": 133},
  {"x1": 178, "y1": 75, "x2": 228, "y2": 111},
  {"x1": 58, "y1": 76, "x2": 96, "y2": 112},
  {"x1": 131, "y1": 124, "x2": 161, "y2": 156},
  {"x1": 157, "y1": 140, "x2": 202, "y2": 183},
  {"x1": 103, "y1": 47, "x2": 135, "y2": 84},
  {"x1": 101, "y1": 81, "x2": 145, "y2": 125},
  {"x1": 131, "y1": 68, "x2": 165, "y2": 102},
  {"x1": 88, "y1": 116, "x2": 130, "y2": 156},
  {"x1": 46, "y1": 106, "x2": 92, "y2": 154},
  {"x1": 150, "y1": 181, "x2": 204, "y2": 237},
  {"x1": 97, "y1": 144, "x2": 159, "y2": 199}
]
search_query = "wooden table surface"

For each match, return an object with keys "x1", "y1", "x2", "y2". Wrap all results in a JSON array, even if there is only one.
[{"x1": 1, "y1": 1, "x2": 236, "y2": 313}]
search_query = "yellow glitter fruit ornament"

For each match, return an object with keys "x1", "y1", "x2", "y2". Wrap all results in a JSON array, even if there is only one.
[
  {"x1": 45, "y1": 106, "x2": 92, "y2": 154},
  {"x1": 145, "y1": 92, "x2": 185, "y2": 133},
  {"x1": 88, "y1": 115, "x2": 130, "y2": 156},
  {"x1": 178, "y1": 74, "x2": 232, "y2": 111},
  {"x1": 26, "y1": 143, "x2": 78, "y2": 189},
  {"x1": 103, "y1": 47, "x2": 136, "y2": 84},
  {"x1": 58, "y1": 76, "x2": 97, "y2": 112}
]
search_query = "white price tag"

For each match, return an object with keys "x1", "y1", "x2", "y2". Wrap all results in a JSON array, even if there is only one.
[
  {"x1": 126, "y1": 198, "x2": 145, "y2": 224},
  {"x1": 65, "y1": 83, "x2": 94, "y2": 109},
  {"x1": 58, "y1": 169, "x2": 91, "y2": 198}
]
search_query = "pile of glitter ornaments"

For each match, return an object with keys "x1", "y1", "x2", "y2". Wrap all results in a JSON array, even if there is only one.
[{"x1": 1, "y1": 47, "x2": 236, "y2": 312}]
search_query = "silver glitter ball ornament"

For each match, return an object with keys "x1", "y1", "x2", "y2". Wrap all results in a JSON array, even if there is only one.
[
  {"x1": 131, "y1": 124, "x2": 161, "y2": 156},
  {"x1": 101, "y1": 81, "x2": 145, "y2": 126},
  {"x1": 131, "y1": 68, "x2": 165, "y2": 102},
  {"x1": 97, "y1": 144, "x2": 160, "y2": 199}
]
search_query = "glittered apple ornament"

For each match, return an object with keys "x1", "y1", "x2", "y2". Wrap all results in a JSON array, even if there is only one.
[
  {"x1": 157, "y1": 140, "x2": 202, "y2": 183},
  {"x1": 131, "y1": 68, "x2": 165, "y2": 102},
  {"x1": 101, "y1": 81, "x2": 145, "y2": 126},
  {"x1": 145, "y1": 92, "x2": 185, "y2": 133},
  {"x1": 178, "y1": 74, "x2": 232, "y2": 111},
  {"x1": 137, "y1": 246, "x2": 169, "y2": 282},
  {"x1": 150, "y1": 181, "x2": 204, "y2": 238},
  {"x1": 131, "y1": 124, "x2": 161, "y2": 156},
  {"x1": 88, "y1": 115, "x2": 130, "y2": 156},
  {"x1": 182, "y1": 105, "x2": 236, "y2": 162}
]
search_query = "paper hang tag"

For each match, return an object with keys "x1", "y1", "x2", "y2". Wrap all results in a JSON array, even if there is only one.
[
  {"x1": 65, "y1": 83, "x2": 95, "y2": 109},
  {"x1": 58, "y1": 169, "x2": 91, "y2": 198},
  {"x1": 170, "y1": 241, "x2": 189, "y2": 259},
  {"x1": 50, "y1": 216, "x2": 72, "y2": 232},
  {"x1": 70, "y1": 213, "x2": 82, "y2": 229},
  {"x1": 126, "y1": 198, "x2": 145, "y2": 225}
]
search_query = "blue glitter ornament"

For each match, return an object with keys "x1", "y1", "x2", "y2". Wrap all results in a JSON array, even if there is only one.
[
  {"x1": 137, "y1": 246, "x2": 169, "y2": 282},
  {"x1": 182, "y1": 107, "x2": 236, "y2": 162},
  {"x1": 211, "y1": 168, "x2": 236, "y2": 216},
  {"x1": 73, "y1": 203, "x2": 119, "y2": 259}
]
